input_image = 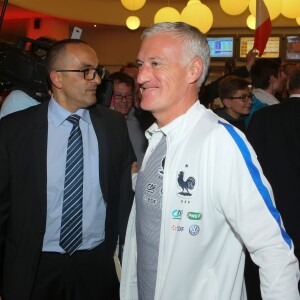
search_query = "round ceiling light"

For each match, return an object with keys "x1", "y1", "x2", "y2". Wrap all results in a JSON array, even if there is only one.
[
  {"x1": 281, "y1": 0, "x2": 300, "y2": 19},
  {"x1": 126, "y1": 16, "x2": 140, "y2": 30},
  {"x1": 181, "y1": 1, "x2": 213, "y2": 34},
  {"x1": 249, "y1": 0, "x2": 281, "y2": 21},
  {"x1": 246, "y1": 14, "x2": 256, "y2": 30},
  {"x1": 220, "y1": 0, "x2": 248, "y2": 16},
  {"x1": 154, "y1": 7, "x2": 181, "y2": 23},
  {"x1": 121, "y1": 0, "x2": 146, "y2": 11}
]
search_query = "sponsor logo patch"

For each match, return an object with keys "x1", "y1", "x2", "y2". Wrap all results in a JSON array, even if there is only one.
[
  {"x1": 146, "y1": 183, "x2": 157, "y2": 194},
  {"x1": 187, "y1": 212, "x2": 202, "y2": 220},
  {"x1": 177, "y1": 169, "x2": 196, "y2": 199},
  {"x1": 189, "y1": 224, "x2": 200, "y2": 236},
  {"x1": 172, "y1": 209, "x2": 183, "y2": 220},
  {"x1": 171, "y1": 225, "x2": 184, "y2": 232},
  {"x1": 158, "y1": 156, "x2": 166, "y2": 176},
  {"x1": 143, "y1": 195, "x2": 157, "y2": 205}
]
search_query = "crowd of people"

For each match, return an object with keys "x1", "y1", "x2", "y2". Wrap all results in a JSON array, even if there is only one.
[{"x1": 0, "y1": 22, "x2": 299, "y2": 300}]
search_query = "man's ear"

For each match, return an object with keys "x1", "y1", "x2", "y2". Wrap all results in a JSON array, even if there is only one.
[
  {"x1": 222, "y1": 98, "x2": 231, "y2": 108},
  {"x1": 49, "y1": 71, "x2": 63, "y2": 89},
  {"x1": 188, "y1": 57, "x2": 203, "y2": 84}
]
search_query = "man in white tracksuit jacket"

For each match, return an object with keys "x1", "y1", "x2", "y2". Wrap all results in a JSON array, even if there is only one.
[{"x1": 120, "y1": 22, "x2": 300, "y2": 300}]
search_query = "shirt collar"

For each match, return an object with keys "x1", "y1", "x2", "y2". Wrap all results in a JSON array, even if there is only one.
[
  {"x1": 145, "y1": 102, "x2": 199, "y2": 140},
  {"x1": 289, "y1": 94, "x2": 300, "y2": 98},
  {"x1": 48, "y1": 96, "x2": 91, "y2": 127}
]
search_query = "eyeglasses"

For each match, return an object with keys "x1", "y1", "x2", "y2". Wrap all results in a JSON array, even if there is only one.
[
  {"x1": 228, "y1": 93, "x2": 253, "y2": 102},
  {"x1": 114, "y1": 94, "x2": 134, "y2": 101},
  {"x1": 55, "y1": 65, "x2": 105, "y2": 80}
]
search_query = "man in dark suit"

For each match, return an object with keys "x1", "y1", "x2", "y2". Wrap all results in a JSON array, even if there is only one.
[
  {"x1": 0, "y1": 39, "x2": 135, "y2": 300},
  {"x1": 246, "y1": 66, "x2": 300, "y2": 297}
]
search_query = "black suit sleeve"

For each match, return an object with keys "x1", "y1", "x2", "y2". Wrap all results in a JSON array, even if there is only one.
[
  {"x1": 91, "y1": 106, "x2": 135, "y2": 257},
  {"x1": 246, "y1": 108, "x2": 268, "y2": 157},
  {"x1": 118, "y1": 119, "x2": 136, "y2": 247}
]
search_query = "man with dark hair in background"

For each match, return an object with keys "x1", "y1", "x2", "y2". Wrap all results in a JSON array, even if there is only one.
[
  {"x1": 109, "y1": 71, "x2": 147, "y2": 167},
  {"x1": 120, "y1": 62, "x2": 155, "y2": 131},
  {"x1": 247, "y1": 67, "x2": 300, "y2": 295},
  {"x1": 213, "y1": 75, "x2": 252, "y2": 132},
  {"x1": 199, "y1": 48, "x2": 257, "y2": 107},
  {"x1": 244, "y1": 58, "x2": 282, "y2": 127}
]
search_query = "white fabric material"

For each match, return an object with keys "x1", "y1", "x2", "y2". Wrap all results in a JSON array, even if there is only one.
[
  {"x1": 0, "y1": 90, "x2": 39, "y2": 119},
  {"x1": 252, "y1": 88, "x2": 280, "y2": 105},
  {"x1": 255, "y1": 0, "x2": 270, "y2": 27},
  {"x1": 289, "y1": 94, "x2": 300, "y2": 98},
  {"x1": 120, "y1": 101, "x2": 300, "y2": 300}
]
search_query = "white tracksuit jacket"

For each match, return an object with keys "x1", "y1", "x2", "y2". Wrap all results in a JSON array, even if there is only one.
[{"x1": 120, "y1": 101, "x2": 300, "y2": 300}]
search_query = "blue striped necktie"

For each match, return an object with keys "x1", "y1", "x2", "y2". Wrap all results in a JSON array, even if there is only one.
[{"x1": 59, "y1": 114, "x2": 83, "y2": 255}]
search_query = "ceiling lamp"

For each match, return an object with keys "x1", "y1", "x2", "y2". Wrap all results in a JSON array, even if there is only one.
[
  {"x1": 126, "y1": 16, "x2": 140, "y2": 30},
  {"x1": 154, "y1": 7, "x2": 181, "y2": 23},
  {"x1": 121, "y1": 0, "x2": 146, "y2": 11},
  {"x1": 246, "y1": 14, "x2": 256, "y2": 30},
  {"x1": 297, "y1": 17, "x2": 300, "y2": 26},
  {"x1": 181, "y1": 0, "x2": 213, "y2": 34},
  {"x1": 187, "y1": 0, "x2": 200, "y2": 6},
  {"x1": 281, "y1": 0, "x2": 300, "y2": 19},
  {"x1": 249, "y1": 0, "x2": 281, "y2": 21},
  {"x1": 219, "y1": 0, "x2": 248, "y2": 16}
]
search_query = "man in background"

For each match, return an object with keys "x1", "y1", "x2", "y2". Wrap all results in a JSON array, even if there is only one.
[
  {"x1": 199, "y1": 48, "x2": 257, "y2": 107},
  {"x1": 120, "y1": 62, "x2": 155, "y2": 131},
  {"x1": 213, "y1": 75, "x2": 252, "y2": 133},
  {"x1": 120, "y1": 62, "x2": 139, "y2": 108},
  {"x1": 244, "y1": 58, "x2": 282, "y2": 127},
  {"x1": 109, "y1": 71, "x2": 147, "y2": 167},
  {"x1": 247, "y1": 67, "x2": 300, "y2": 293}
]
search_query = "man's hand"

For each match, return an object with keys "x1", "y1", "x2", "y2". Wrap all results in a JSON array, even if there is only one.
[
  {"x1": 245, "y1": 48, "x2": 258, "y2": 72},
  {"x1": 131, "y1": 161, "x2": 139, "y2": 175}
]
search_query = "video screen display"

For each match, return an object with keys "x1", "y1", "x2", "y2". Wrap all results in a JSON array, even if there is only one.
[
  {"x1": 207, "y1": 36, "x2": 235, "y2": 58},
  {"x1": 239, "y1": 36, "x2": 281, "y2": 58},
  {"x1": 285, "y1": 36, "x2": 300, "y2": 60}
]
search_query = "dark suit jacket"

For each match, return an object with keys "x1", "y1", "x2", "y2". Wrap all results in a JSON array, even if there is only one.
[
  {"x1": 247, "y1": 97, "x2": 300, "y2": 254},
  {"x1": 0, "y1": 101, "x2": 135, "y2": 299}
]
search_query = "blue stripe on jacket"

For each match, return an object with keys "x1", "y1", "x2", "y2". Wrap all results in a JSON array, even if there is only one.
[{"x1": 218, "y1": 120, "x2": 292, "y2": 249}]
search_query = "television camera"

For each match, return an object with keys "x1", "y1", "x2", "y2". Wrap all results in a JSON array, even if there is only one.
[
  {"x1": 0, "y1": 36, "x2": 114, "y2": 106},
  {"x1": 0, "y1": 37, "x2": 52, "y2": 102}
]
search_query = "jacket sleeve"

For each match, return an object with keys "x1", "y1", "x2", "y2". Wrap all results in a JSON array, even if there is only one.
[
  {"x1": 246, "y1": 107, "x2": 268, "y2": 157},
  {"x1": 213, "y1": 125, "x2": 300, "y2": 299},
  {"x1": 120, "y1": 201, "x2": 138, "y2": 300}
]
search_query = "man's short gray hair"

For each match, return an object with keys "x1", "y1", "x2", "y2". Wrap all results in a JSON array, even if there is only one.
[{"x1": 141, "y1": 22, "x2": 210, "y2": 88}]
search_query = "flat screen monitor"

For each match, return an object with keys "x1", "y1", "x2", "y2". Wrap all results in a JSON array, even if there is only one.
[
  {"x1": 285, "y1": 35, "x2": 300, "y2": 61},
  {"x1": 207, "y1": 36, "x2": 235, "y2": 59},
  {"x1": 239, "y1": 36, "x2": 281, "y2": 59}
]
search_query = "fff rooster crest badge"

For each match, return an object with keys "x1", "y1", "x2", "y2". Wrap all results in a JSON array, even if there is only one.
[{"x1": 176, "y1": 169, "x2": 196, "y2": 202}]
